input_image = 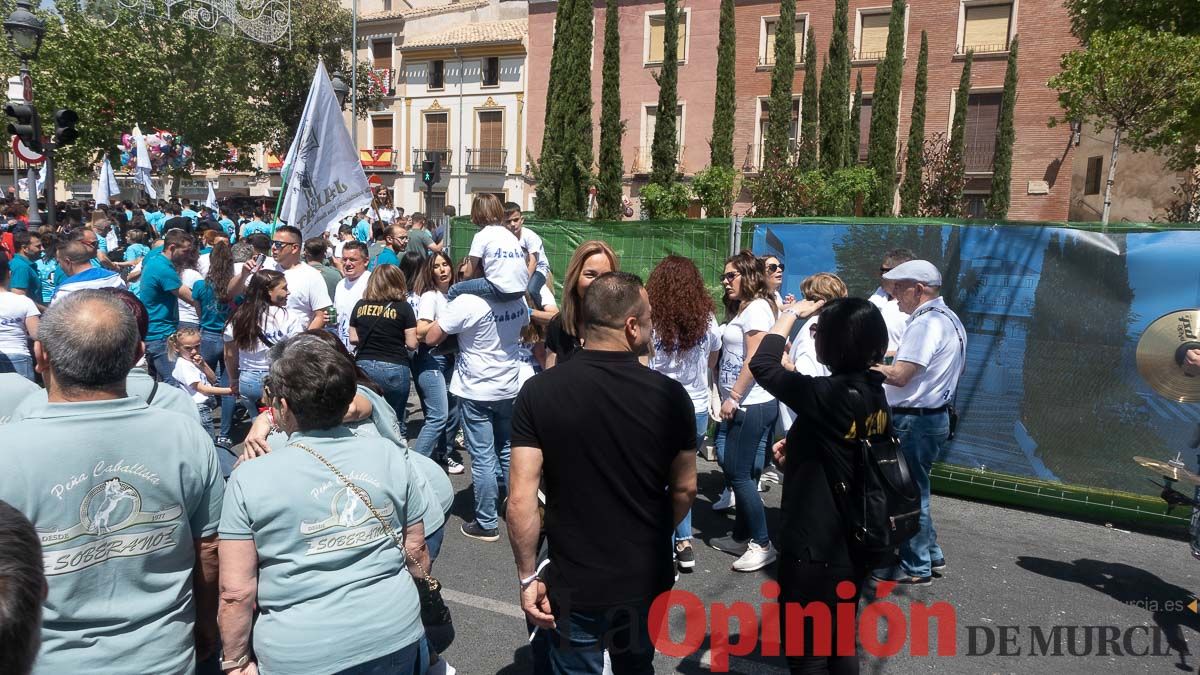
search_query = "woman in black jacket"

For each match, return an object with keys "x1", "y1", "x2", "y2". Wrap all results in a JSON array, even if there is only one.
[{"x1": 749, "y1": 296, "x2": 889, "y2": 675}]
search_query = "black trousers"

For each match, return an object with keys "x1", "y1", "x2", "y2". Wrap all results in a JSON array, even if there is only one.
[{"x1": 777, "y1": 554, "x2": 866, "y2": 675}]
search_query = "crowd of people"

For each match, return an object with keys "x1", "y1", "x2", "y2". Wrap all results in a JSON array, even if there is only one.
[{"x1": 0, "y1": 185, "x2": 966, "y2": 675}]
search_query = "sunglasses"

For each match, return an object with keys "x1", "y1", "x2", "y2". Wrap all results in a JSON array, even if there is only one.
[
  {"x1": 721, "y1": 272, "x2": 740, "y2": 282},
  {"x1": 271, "y1": 240, "x2": 298, "y2": 249},
  {"x1": 767, "y1": 263, "x2": 785, "y2": 273}
]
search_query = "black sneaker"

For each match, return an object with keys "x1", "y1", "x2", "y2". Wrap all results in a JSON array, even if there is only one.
[
  {"x1": 931, "y1": 557, "x2": 947, "y2": 572},
  {"x1": 675, "y1": 541, "x2": 696, "y2": 570},
  {"x1": 873, "y1": 573, "x2": 933, "y2": 587},
  {"x1": 460, "y1": 520, "x2": 499, "y2": 542},
  {"x1": 708, "y1": 535, "x2": 749, "y2": 557}
]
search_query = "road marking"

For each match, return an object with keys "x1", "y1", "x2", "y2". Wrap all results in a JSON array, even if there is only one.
[{"x1": 441, "y1": 588, "x2": 526, "y2": 620}]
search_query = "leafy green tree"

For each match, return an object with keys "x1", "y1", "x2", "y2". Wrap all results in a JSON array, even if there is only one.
[
  {"x1": 596, "y1": 0, "x2": 625, "y2": 220},
  {"x1": 819, "y1": 0, "x2": 851, "y2": 172},
  {"x1": 535, "y1": 0, "x2": 577, "y2": 217},
  {"x1": 899, "y1": 31, "x2": 929, "y2": 217},
  {"x1": 691, "y1": 166, "x2": 737, "y2": 216},
  {"x1": 1049, "y1": 28, "x2": 1200, "y2": 225},
  {"x1": 709, "y1": 0, "x2": 737, "y2": 168},
  {"x1": 946, "y1": 51, "x2": 973, "y2": 215},
  {"x1": 796, "y1": 26, "x2": 820, "y2": 171},
  {"x1": 1064, "y1": 0, "x2": 1198, "y2": 40},
  {"x1": 986, "y1": 35, "x2": 1019, "y2": 220},
  {"x1": 762, "y1": 0, "x2": 797, "y2": 171},
  {"x1": 650, "y1": 0, "x2": 681, "y2": 185},
  {"x1": 863, "y1": 0, "x2": 907, "y2": 216},
  {"x1": 848, "y1": 71, "x2": 863, "y2": 169}
]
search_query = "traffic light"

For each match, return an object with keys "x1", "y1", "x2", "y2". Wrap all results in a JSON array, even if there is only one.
[
  {"x1": 5, "y1": 102, "x2": 41, "y2": 152},
  {"x1": 53, "y1": 108, "x2": 78, "y2": 147},
  {"x1": 421, "y1": 157, "x2": 439, "y2": 186}
]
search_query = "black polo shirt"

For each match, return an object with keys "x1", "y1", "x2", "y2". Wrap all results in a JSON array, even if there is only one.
[{"x1": 511, "y1": 349, "x2": 696, "y2": 611}]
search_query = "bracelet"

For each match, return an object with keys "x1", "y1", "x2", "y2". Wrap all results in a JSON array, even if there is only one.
[
  {"x1": 520, "y1": 559, "x2": 550, "y2": 588},
  {"x1": 782, "y1": 307, "x2": 800, "y2": 319},
  {"x1": 728, "y1": 389, "x2": 743, "y2": 402}
]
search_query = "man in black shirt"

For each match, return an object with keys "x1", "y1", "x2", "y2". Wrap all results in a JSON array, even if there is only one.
[
  {"x1": 162, "y1": 204, "x2": 193, "y2": 234},
  {"x1": 508, "y1": 271, "x2": 697, "y2": 674}
]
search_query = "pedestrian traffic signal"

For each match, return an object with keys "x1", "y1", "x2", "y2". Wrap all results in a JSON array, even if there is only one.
[
  {"x1": 5, "y1": 102, "x2": 41, "y2": 152},
  {"x1": 421, "y1": 158, "x2": 439, "y2": 186},
  {"x1": 53, "y1": 108, "x2": 78, "y2": 147}
]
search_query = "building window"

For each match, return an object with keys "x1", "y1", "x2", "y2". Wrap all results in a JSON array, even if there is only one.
[
  {"x1": 761, "y1": 16, "x2": 805, "y2": 67},
  {"x1": 424, "y1": 191, "x2": 446, "y2": 220},
  {"x1": 425, "y1": 112, "x2": 448, "y2": 152},
  {"x1": 757, "y1": 97, "x2": 801, "y2": 167},
  {"x1": 645, "y1": 11, "x2": 688, "y2": 65},
  {"x1": 964, "y1": 91, "x2": 1002, "y2": 173},
  {"x1": 371, "y1": 115, "x2": 393, "y2": 150},
  {"x1": 639, "y1": 104, "x2": 685, "y2": 171},
  {"x1": 482, "y1": 57, "x2": 500, "y2": 87},
  {"x1": 965, "y1": 194, "x2": 987, "y2": 217},
  {"x1": 429, "y1": 60, "x2": 445, "y2": 90},
  {"x1": 371, "y1": 40, "x2": 392, "y2": 70},
  {"x1": 856, "y1": 10, "x2": 892, "y2": 62},
  {"x1": 471, "y1": 110, "x2": 506, "y2": 172},
  {"x1": 857, "y1": 95, "x2": 873, "y2": 162},
  {"x1": 961, "y1": 2, "x2": 1013, "y2": 54},
  {"x1": 1084, "y1": 156, "x2": 1103, "y2": 195},
  {"x1": 382, "y1": 0, "x2": 390, "y2": 10}
]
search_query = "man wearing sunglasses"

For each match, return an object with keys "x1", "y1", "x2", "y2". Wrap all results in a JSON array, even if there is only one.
[
  {"x1": 271, "y1": 225, "x2": 332, "y2": 330},
  {"x1": 868, "y1": 248, "x2": 915, "y2": 358}
]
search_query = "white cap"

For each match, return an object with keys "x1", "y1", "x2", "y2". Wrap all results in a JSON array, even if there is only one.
[{"x1": 882, "y1": 260, "x2": 942, "y2": 286}]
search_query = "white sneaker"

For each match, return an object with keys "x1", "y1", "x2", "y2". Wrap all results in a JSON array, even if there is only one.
[
  {"x1": 713, "y1": 488, "x2": 736, "y2": 511},
  {"x1": 428, "y1": 657, "x2": 456, "y2": 675},
  {"x1": 762, "y1": 466, "x2": 782, "y2": 484},
  {"x1": 445, "y1": 457, "x2": 465, "y2": 475},
  {"x1": 732, "y1": 541, "x2": 777, "y2": 572}
]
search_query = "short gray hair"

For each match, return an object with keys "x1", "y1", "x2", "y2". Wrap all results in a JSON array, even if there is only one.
[
  {"x1": 268, "y1": 334, "x2": 357, "y2": 431},
  {"x1": 38, "y1": 290, "x2": 139, "y2": 391}
]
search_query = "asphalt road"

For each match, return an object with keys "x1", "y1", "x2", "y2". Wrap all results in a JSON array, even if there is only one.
[{"x1": 429, "y1": 451, "x2": 1200, "y2": 674}]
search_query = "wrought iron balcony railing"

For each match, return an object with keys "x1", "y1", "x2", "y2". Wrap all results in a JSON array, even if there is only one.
[{"x1": 466, "y1": 148, "x2": 508, "y2": 173}]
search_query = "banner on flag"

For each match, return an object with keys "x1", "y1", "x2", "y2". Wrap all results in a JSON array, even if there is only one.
[
  {"x1": 278, "y1": 60, "x2": 372, "y2": 240},
  {"x1": 133, "y1": 125, "x2": 158, "y2": 199}
]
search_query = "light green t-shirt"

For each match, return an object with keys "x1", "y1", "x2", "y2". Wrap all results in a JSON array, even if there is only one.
[
  {"x1": 11, "y1": 366, "x2": 201, "y2": 424},
  {"x1": 0, "y1": 397, "x2": 224, "y2": 675},
  {"x1": 0, "y1": 373, "x2": 39, "y2": 424},
  {"x1": 221, "y1": 426, "x2": 428, "y2": 674}
]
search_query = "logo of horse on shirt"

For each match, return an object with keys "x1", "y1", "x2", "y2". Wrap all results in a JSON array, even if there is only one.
[{"x1": 299, "y1": 484, "x2": 397, "y2": 556}]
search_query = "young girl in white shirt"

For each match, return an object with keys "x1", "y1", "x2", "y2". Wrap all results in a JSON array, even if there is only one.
[{"x1": 169, "y1": 326, "x2": 233, "y2": 439}]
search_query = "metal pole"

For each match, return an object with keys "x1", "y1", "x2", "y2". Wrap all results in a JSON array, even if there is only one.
[
  {"x1": 350, "y1": 0, "x2": 358, "y2": 148},
  {"x1": 19, "y1": 60, "x2": 39, "y2": 227},
  {"x1": 44, "y1": 145, "x2": 54, "y2": 227}
]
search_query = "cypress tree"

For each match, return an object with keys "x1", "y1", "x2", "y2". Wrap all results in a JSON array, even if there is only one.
[
  {"x1": 947, "y1": 51, "x2": 973, "y2": 216},
  {"x1": 650, "y1": 0, "x2": 681, "y2": 185},
  {"x1": 763, "y1": 0, "x2": 797, "y2": 169},
  {"x1": 820, "y1": 0, "x2": 850, "y2": 172},
  {"x1": 556, "y1": 0, "x2": 595, "y2": 217},
  {"x1": 709, "y1": 0, "x2": 736, "y2": 168},
  {"x1": 596, "y1": 0, "x2": 624, "y2": 219},
  {"x1": 899, "y1": 31, "x2": 929, "y2": 216},
  {"x1": 986, "y1": 35, "x2": 1019, "y2": 220},
  {"x1": 534, "y1": 0, "x2": 576, "y2": 216},
  {"x1": 864, "y1": 0, "x2": 907, "y2": 216},
  {"x1": 796, "y1": 25, "x2": 819, "y2": 171},
  {"x1": 848, "y1": 71, "x2": 863, "y2": 167}
]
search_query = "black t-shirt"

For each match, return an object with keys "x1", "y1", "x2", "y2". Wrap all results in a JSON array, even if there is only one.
[
  {"x1": 749, "y1": 333, "x2": 890, "y2": 568},
  {"x1": 349, "y1": 299, "x2": 417, "y2": 365},
  {"x1": 544, "y1": 313, "x2": 582, "y2": 365},
  {"x1": 163, "y1": 216, "x2": 193, "y2": 234},
  {"x1": 510, "y1": 350, "x2": 696, "y2": 611}
]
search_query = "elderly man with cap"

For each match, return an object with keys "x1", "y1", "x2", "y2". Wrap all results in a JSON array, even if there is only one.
[{"x1": 871, "y1": 260, "x2": 966, "y2": 587}]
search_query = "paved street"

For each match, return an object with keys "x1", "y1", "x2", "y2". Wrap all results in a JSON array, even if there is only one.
[{"x1": 429, "y1": 449, "x2": 1200, "y2": 674}]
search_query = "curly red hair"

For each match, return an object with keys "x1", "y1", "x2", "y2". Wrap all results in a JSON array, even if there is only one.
[{"x1": 646, "y1": 255, "x2": 716, "y2": 353}]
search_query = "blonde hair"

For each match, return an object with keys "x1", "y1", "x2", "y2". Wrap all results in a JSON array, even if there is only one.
[
  {"x1": 364, "y1": 263, "x2": 408, "y2": 302},
  {"x1": 470, "y1": 193, "x2": 505, "y2": 226},
  {"x1": 800, "y1": 273, "x2": 848, "y2": 303},
  {"x1": 166, "y1": 326, "x2": 202, "y2": 362},
  {"x1": 561, "y1": 240, "x2": 619, "y2": 338}
]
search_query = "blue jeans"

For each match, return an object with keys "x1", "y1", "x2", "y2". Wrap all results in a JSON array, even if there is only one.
[
  {"x1": 357, "y1": 359, "x2": 412, "y2": 428},
  {"x1": 200, "y1": 329, "x2": 235, "y2": 438},
  {"x1": 0, "y1": 352, "x2": 34, "y2": 380},
  {"x1": 333, "y1": 641, "x2": 420, "y2": 675},
  {"x1": 532, "y1": 601, "x2": 654, "y2": 674},
  {"x1": 238, "y1": 368, "x2": 268, "y2": 421},
  {"x1": 426, "y1": 524, "x2": 445, "y2": 563},
  {"x1": 719, "y1": 401, "x2": 777, "y2": 546},
  {"x1": 145, "y1": 338, "x2": 178, "y2": 386},
  {"x1": 412, "y1": 351, "x2": 459, "y2": 460},
  {"x1": 528, "y1": 270, "x2": 547, "y2": 306},
  {"x1": 894, "y1": 412, "x2": 949, "y2": 578},
  {"x1": 447, "y1": 276, "x2": 525, "y2": 302},
  {"x1": 460, "y1": 397, "x2": 514, "y2": 530},
  {"x1": 675, "y1": 412, "x2": 709, "y2": 543}
]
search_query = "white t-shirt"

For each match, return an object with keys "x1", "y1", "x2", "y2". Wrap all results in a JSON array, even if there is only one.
[
  {"x1": 649, "y1": 315, "x2": 721, "y2": 414},
  {"x1": 197, "y1": 252, "x2": 211, "y2": 276},
  {"x1": 779, "y1": 315, "x2": 829, "y2": 432},
  {"x1": 177, "y1": 269, "x2": 203, "y2": 325},
  {"x1": 438, "y1": 295, "x2": 529, "y2": 401},
  {"x1": 869, "y1": 287, "x2": 910, "y2": 354},
  {"x1": 886, "y1": 297, "x2": 966, "y2": 408},
  {"x1": 417, "y1": 289, "x2": 448, "y2": 322},
  {"x1": 280, "y1": 262, "x2": 333, "y2": 326},
  {"x1": 519, "y1": 227, "x2": 551, "y2": 276},
  {"x1": 172, "y1": 357, "x2": 212, "y2": 404},
  {"x1": 468, "y1": 225, "x2": 529, "y2": 295},
  {"x1": 334, "y1": 272, "x2": 371, "y2": 349},
  {"x1": 539, "y1": 284, "x2": 557, "y2": 310},
  {"x1": 222, "y1": 306, "x2": 306, "y2": 371},
  {"x1": 718, "y1": 298, "x2": 777, "y2": 406},
  {"x1": 0, "y1": 291, "x2": 38, "y2": 356}
]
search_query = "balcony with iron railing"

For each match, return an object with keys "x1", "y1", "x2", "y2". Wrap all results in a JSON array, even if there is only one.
[
  {"x1": 466, "y1": 148, "x2": 508, "y2": 173},
  {"x1": 956, "y1": 40, "x2": 1011, "y2": 55},
  {"x1": 758, "y1": 54, "x2": 805, "y2": 67},
  {"x1": 411, "y1": 149, "x2": 453, "y2": 172},
  {"x1": 965, "y1": 142, "x2": 996, "y2": 173},
  {"x1": 853, "y1": 48, "x2": 887, "y2": 62},
  {"x1": 368, "y1": 67, "x2": 394, "y2": 97},
  {"x1": 630, "y1": 145, "x2": 687, "y2": 175}
]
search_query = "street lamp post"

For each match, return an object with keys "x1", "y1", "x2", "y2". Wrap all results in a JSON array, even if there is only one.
[{"x1": 4, "y1": 0, "x2": 44, "y2": 226}]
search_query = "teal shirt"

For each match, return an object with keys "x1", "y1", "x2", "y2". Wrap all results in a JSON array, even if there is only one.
[
  {"x1": 0, "y1": 372, "x2": 39, "y2": 424},
  {"x1": 124, "y1": 243, "x2": 151, "y2": 262},
  {"x1": 34, "y1": 256, "x2": 58, "y2": 304},
  {"x1": 12, "y1": 366, "x2": 202, "y2": 424},
  {"x1": 241, "y1": 221, "x2": 273, "y2": 238},
  {"x1": 181, "y1": 208, "x2": 198, "y2": 226},
  {"x1": 10, "y1": 253, "x2": 40, "y2": 299},
  {"x1": 221, "y1": 426, "x2": 427, "y2": 673},
  {"x1": 146, "y1": 211, "x2": 166, "y2": 234},
  {"x1": 219, "y1": 217, "x2": 236, "y2": 239},
  {"x1": 0, "y1": 397, "x2": 224, "y2": 675},
  {"x1": 371, "y1": 246, "x2": 400, "y2": 270},
  {"x1": 137, "y1": 252, "x2": 182, "y2": 341},
  {"x1": 192, "y1": 279, "x2": 232, "y2": 333}
]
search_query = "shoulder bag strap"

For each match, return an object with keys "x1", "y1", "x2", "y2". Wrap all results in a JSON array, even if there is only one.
[
  {"x1": 910, "y1": 306, "x2": 967, "y2": 405},
  {"x1": 352, "y1": 301, "x2": 394, "y2": 356},
  {"x1": 290, "y1": 441, "x2": 438, "y2": 588}
]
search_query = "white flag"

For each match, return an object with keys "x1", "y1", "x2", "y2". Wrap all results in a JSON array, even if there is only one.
[
  {"x1": 205, "y1": 181, "x2": 218, "y2": 210},
  {"x1": 132, "y1": 125, "x2": 158, "y2": 199},
  {"x1": 279, "y1": 60, "x2": 371, "y2": 240},
  {"x1": 96, "y1": 155, "x2": 120, "y2": 205},
  {"x1": 36, "y1": 166, "x2": 45, "y2": 195}
]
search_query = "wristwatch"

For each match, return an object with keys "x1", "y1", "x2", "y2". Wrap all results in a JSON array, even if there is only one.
[{"x1": 220, "y1": 653, "x2": 250, "y2": 671}]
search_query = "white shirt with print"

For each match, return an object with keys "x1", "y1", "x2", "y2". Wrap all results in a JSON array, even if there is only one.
[
  {"x1": 222, "y1": 306, "x2": 306, "y2": 371},
  {"x1": 649, "y1": 314, "x2": 721, "y2": 414},
  {"x1": 438, "y1": 295, "x2": 529, "y2": 401},
  {"x1": 468, "y1": 225, "x2": 529, "y2": 295},
  {"x1": 0, "y1": 291, "x2": 38, "y2": 356},
  {"x1": 281, "y1": 262, "x2": 333, "y2": 327},
  {"x1": 334, "y1": 272, "x2": 371, "y2": 350},
  {"x1": 718, "y1": 298, "x2": 777, "y2": 406}
]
